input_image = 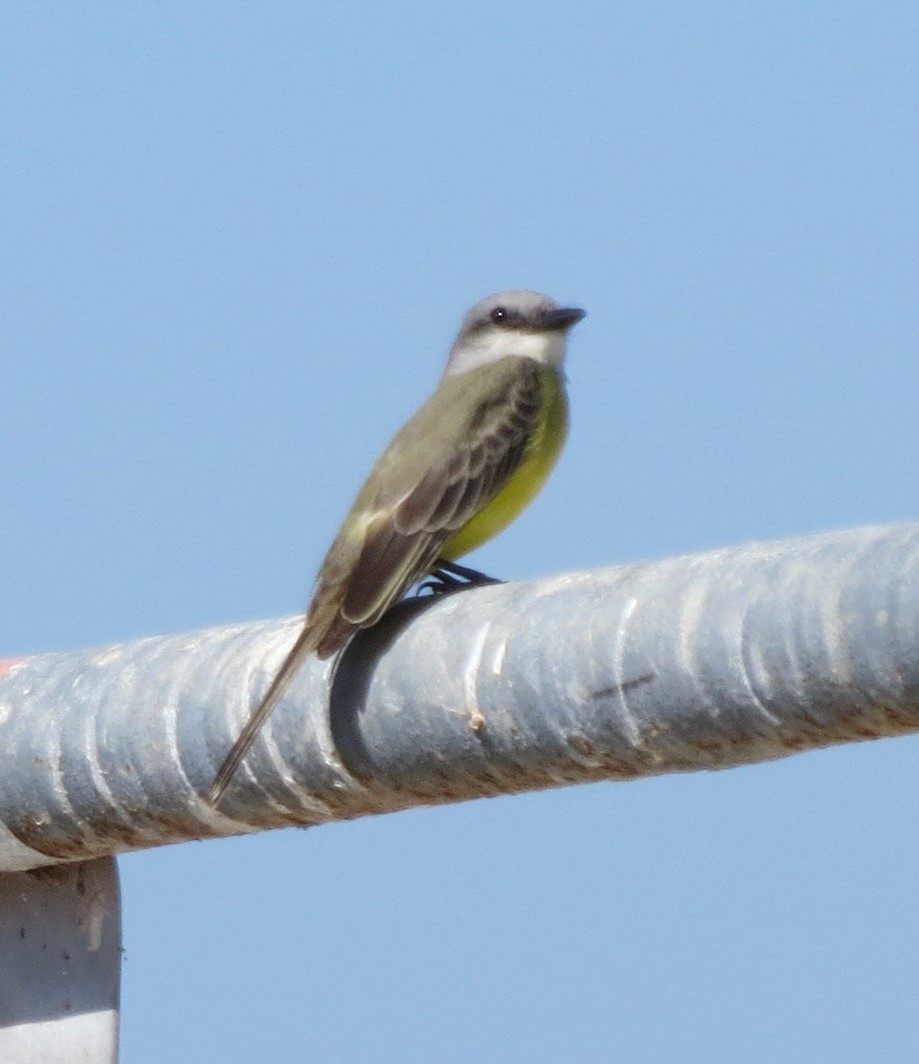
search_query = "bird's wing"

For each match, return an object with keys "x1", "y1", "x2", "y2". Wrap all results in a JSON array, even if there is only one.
[{"x1": 313, "y1": 358, "x2": 545, "y2": 651}]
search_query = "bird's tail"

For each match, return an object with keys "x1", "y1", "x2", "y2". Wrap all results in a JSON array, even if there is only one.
[{"x1": 206, "y1": 625, "x2": 319, "y2": 806}]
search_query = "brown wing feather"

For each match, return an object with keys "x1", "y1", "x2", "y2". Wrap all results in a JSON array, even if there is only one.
[
  {"x1": 395, "y1": 364, "x2": 542, "y2": 535},
  {"x1": 311, "y1": 359, "x2": 544, "y2": 648},
  {"x1": 340, "y1": 517, "x2": 444, "y2": 622}
]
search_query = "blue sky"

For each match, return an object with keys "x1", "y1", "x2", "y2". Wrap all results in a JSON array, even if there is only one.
[{"x1": 4, "y1": 4, "x2": 919, "y2": 1061}]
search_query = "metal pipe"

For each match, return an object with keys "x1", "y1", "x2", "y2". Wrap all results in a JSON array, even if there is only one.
[{"x1": 1, "y1": 522, "x2": 917, "y2": 873}]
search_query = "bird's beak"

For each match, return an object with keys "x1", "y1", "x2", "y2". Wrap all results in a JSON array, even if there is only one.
[{"x1": 539, "y1": 306, "x2": 586, "y2": 330}]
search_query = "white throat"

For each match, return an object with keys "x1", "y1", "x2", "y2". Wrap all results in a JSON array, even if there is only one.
[{"x1": 445, "y1": 328, "x2": 567, "y2": 376}]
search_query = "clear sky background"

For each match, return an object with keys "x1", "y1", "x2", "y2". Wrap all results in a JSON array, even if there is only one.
[{"x1": 3, "y1": 4, "x2": 919, "y2": 1062}]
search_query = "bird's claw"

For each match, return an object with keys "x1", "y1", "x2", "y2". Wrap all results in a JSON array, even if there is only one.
[{"x1": 416, "y1": 558, "x2": 504, "y2": 597}]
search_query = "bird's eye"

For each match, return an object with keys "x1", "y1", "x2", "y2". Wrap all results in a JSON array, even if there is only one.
[{"x1": 490, "y1": 307, "x2": 508, "y2": 324}]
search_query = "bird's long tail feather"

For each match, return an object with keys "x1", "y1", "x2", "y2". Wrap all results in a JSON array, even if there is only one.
[{"x1": 207, "y1": 625, "x2": 318, "y2": 805}]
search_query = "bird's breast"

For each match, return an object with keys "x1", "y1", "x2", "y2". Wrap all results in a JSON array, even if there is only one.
[{"x1": 441, "y1": 369, "x2": 568, "y2": 560}]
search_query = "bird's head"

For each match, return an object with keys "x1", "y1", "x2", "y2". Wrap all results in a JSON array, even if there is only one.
[{"x1": 445, "y1": 290, "x2": 585, "y2": 376}]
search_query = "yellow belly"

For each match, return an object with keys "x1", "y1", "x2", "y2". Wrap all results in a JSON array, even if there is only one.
[{"x1": 441, "y1": 369, "x2": 568, "y2": 560}]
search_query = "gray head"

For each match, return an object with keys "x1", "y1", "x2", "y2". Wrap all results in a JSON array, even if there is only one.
[{"x1": 444, "y1": 290, "x2": 586, "y2": 376}]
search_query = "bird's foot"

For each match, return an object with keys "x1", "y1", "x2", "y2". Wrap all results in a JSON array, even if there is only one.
[{"x1": 417, "y1": 558, "x2": 504, "y2": 596}]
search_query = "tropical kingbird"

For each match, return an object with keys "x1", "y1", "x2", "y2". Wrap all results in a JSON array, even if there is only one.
[{"x1": 208, "y1": 290, "x2": 585, "y2": 804}]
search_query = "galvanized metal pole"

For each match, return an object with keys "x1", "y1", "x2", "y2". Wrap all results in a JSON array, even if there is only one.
[
  {"x1": 0, "y1": 857, "x2": 120, "y2": 1064},
  {"x1": 1, "y1": 521, "x2": 918, "y2": 872}
]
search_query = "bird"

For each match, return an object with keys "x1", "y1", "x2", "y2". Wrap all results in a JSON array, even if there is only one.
[{"x1": 207, "y1": 290, "x2": 585, "y2": 804}]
